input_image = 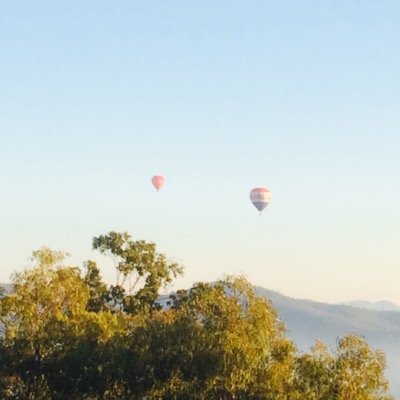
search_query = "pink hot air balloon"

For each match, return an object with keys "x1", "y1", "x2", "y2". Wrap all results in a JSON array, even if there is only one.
[
  {"x1": 152, "y1": 175, "x2": 165, "y2": 191},
  {"x1": 250, "y1": 187, "x2": 271, "y2": 213}
]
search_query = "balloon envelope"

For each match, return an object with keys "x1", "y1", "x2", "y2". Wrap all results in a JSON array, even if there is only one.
[
  {"x1": 250, "y1": 187, "x2": 271, "y2": 212},
  {"x1": 152, "y1": 175, "x2": 165, "y2": 191}
]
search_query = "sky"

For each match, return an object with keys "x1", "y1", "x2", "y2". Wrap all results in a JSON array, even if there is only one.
[{"x1": 1, "y1": 1, "x2": 399, "y2": 304}]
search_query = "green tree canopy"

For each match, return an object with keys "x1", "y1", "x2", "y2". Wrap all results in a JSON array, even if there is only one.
[
  {"x1": 92, "y1": 231, "x2": 183, "y2": 313},
  {"x1": 133, "y1": 276, "x2": 296, "y2": 399},
  {"x1": 0, "y1": 233, "x2": 394, "y2": 400}
]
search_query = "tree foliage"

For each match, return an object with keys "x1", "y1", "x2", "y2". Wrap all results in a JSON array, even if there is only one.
[
  {"x1": 92, "y1": 231, "x2": 183, "y2": 313},
  {"x1": 0, "y1": 232, "x2": 394, "y2": 399}
]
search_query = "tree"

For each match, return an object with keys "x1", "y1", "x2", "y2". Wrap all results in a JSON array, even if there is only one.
[
  {"x1": 334, "y1": 335, "x2": 392, "y2": 400},
  {"x1": 92, "y1": 231, "x2": 183, "y2": 313},
  {"x1": 292, "y1": 336, "x2": 393, "y2": 400},
  {"x1": 0, "y1": 247, "x2": 89, "y2": 398},
  {"x1": 0, "y1": 247, "x2": 127, "y2": 399},
  {"x1": 133, "y1": 276, "x2": 296, "y2": 399},
  {"x1": 292, "y1": 341, "x2": 336, "y2": 400},
  {"x1": 0, "y1": 234, "x2": 394, "y2": 399},
  {"x1": 84, "y1": 260, "x2": 108, "y2": 312}
]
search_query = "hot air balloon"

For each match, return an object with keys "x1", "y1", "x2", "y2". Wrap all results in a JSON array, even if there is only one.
[
  {"x1": 152, "y1": 175, "x2": 165, "y2": 191},
  {"x1": 250, "y1": 187, "x2": 271, "y2": 213}
]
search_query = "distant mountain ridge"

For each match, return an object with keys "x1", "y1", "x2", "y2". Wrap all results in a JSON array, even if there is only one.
[{"x1": 339, "y1": 300, "x2": 400, "y2": 312}]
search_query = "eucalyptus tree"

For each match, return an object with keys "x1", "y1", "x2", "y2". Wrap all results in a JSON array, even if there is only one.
[
  {"x1": 292, "y1": 336, "x2": 393, "y2": 400},
  {"x1": 133, "y1": 276, "x2": 296, "y2": 400},
  {"x1": 0, "y1": 247, "x2": 126, "y2": 399},
  {"x1": 92, "y1": 231, "x2": 183, "y2": 313},
  {"x1": 333, "y1": 335, "x2": 393, "y2": 400}
]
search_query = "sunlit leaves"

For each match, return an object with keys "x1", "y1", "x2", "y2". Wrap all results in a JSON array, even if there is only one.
[
  {"x1": 0, "y1": 233, "x2": 394, "y2": 399},
  {"x1": 92, "y1": 231, "x2": 183, "y2": 313}
]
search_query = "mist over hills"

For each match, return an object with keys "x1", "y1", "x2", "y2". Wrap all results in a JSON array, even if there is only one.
[{"x1": 255, "y1": 287, "x2": 400, "y2": 399}]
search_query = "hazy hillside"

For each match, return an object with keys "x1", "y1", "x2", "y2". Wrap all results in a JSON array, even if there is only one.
[
  {"x1": 256, "y1": 287, "x2": 400, "y2": 399},
  {"x1": 0, "y1": 283, "x2": 11, "y2": 296},
  {"x1": 340, "y1": 300, "x2": 400, "y2": 312}
]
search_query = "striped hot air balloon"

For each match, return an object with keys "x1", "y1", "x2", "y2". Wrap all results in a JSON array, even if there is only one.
[
  {"x1": 152, "y1": 175, "x2": 165, "y2": 191},
  {"x1": 250, "y1": 187, "x2": 271, "y2": 212}
]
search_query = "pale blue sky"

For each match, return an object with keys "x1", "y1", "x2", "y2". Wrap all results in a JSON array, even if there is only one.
[{"x1": 1, "y1": 1, "x2": 399, "y2": 303}]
